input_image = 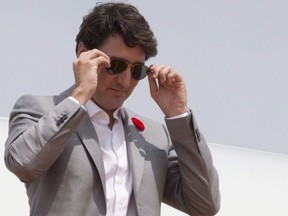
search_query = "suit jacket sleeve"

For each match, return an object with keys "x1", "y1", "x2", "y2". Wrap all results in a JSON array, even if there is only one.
[
  {"x1": 163, "y1": 111, "x2": 220, "y2": 216},
  {"x1": 4, "y1": 95, "x2": 86, "y2": 182}
]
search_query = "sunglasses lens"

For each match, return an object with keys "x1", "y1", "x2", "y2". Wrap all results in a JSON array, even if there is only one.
[
  {"x1": 106, "y1": 58, "x2": 148, "y2": 80},
  {"x1": 107, "y1": 59, "x2": 127, "y2": 74},
  {"x1": 132, "y1": 65, "x2": 148, "y2": 80}
]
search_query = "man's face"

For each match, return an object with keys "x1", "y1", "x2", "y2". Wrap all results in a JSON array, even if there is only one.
[{"x1": 93, "y1": 34, "x2": 146, "y2": 113}]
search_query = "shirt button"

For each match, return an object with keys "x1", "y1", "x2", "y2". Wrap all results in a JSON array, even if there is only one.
[
  {"x1": 116, "y1": 178, "x2": 124, "y2": 185},
  {"x1": 118, "y1": 201, "x2": 124, "y2": 207}
]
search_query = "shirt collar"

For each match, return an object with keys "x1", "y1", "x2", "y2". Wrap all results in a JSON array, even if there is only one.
[{"x1": 85, "y1": 100, "x2": 126, "y2": 121}]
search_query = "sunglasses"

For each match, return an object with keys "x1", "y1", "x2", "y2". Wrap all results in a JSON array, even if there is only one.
[{"x1": 106, "y1": 58, "x2": 150, "y2": 80}]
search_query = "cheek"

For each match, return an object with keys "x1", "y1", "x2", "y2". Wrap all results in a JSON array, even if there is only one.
[
  {"x1": 97, "y1": 66, "x2": 108, "y2": 79},
  {"x1": 129, "y1": 80, "x2": 139, "y2": 92},
  {"x1": 97, "y1": 68, "x2": 113, "y2": 85},
  {"x1": 122, "y1": 79, "x2": 138, "y2": 99}
]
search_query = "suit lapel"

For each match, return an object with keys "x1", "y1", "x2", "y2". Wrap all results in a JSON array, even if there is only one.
[
  {"x1": 76, "y1": 114, "x2": 106, "y2": 195},
  {"x1": 58, "y1": 86, "x2": 106, "y2": 194},
  {"x1": 123, "y1": 111, "x2": 146, "y2": 193}
]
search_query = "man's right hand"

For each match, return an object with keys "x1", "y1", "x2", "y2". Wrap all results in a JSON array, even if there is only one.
[{"x1": 71, "y1": 46, "x2": 110, "y2": 105}]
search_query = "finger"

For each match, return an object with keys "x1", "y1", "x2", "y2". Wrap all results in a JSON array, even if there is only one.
[
  {"x1": 158, "y1": 66, "x2": 173, "y2": 84},
  {"x1": 149, "y1": 65, "x2": 183, "y2": 86},
  {"x1": 76, "y1": 52, "x2": 111, "y2": 72},
  {"x1": 166, "y1": 71, "x2": 175, "y2": 85},
  {"x1": 166, "y1": 69, "x2": 182, "y2": 85},
  {"x1": 93, "y1": 55, "x2": 111, "y2": 69},
  {"x1": 79, "y1": 49, "x2": 110, "y2": 62},
  {"x1": 148, "y1": 71, "x2": 159, "y2": 94},
  {"x1": 90, "y1": 49, "x2": 110, "y2": 60},
  {"x1": 149, "y1": 65, "x2": 165, "y2": 79}
]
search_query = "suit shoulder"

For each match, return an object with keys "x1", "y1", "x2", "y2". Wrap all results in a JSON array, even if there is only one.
[
  {"x1": 15, "y1": 94, "x2": 58, "y2": 107},
  {"x1": 11, "y1": 94, "x2": 62, "y2": 118}
]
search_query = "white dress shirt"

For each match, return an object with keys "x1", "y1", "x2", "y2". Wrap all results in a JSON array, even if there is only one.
[{"x1": 85, "y1": 100, "x2": 136, "y2": 216}]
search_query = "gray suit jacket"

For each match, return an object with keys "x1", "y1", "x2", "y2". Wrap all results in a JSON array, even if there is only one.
[{"x1": 5, "y1": 86, "x2": 220, "y2": 216}]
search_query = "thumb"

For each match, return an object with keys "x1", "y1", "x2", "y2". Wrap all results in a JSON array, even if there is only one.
[{"x1": 147, "y1": 71, "x2": 159, "y2": 96}]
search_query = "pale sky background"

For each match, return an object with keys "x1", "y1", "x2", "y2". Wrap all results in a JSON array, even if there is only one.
[{"x1": 1, "y1": 0, "x2": 288, "y2": 156}]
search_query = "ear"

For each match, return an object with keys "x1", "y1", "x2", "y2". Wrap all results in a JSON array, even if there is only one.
[{"x1": 76, "y1": 42, "x2": 88, "y2": 57}]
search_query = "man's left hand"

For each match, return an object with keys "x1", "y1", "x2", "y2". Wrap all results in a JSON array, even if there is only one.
[{"x1": 148, "y1": 65, "x2": 187, "y2": 117}]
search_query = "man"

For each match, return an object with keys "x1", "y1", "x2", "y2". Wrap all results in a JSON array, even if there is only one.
[{"x1": 4, "y1": 2, "x2": 220, "y2": 216}]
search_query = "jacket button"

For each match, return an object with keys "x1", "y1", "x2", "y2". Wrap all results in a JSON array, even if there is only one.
[
  {"x1": 56, "y1": 114, "x2": 68, "y2": 126},
  {"x1": 56, "y1": 120, "x2": 62, "y2": 126},
  {"x1": 61, "y1": 114, "x2": 68, "y2": 121}
]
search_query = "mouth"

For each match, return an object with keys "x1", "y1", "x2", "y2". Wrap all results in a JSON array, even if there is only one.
[{"x1": 109, "y1": 88, "x2": 127, "y2": 97}]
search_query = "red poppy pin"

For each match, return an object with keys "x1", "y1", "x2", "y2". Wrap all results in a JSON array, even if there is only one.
[{"x1": 131, "y1": 117, "x2": 145, "y2": 131}]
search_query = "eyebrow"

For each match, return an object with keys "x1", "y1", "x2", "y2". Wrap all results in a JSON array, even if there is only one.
[{"x1": 109, "y1": 56, "x2": 145, "y2": 65}]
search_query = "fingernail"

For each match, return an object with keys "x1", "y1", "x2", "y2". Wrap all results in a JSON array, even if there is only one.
[{"x1": 148, "y1": 65, "x2": 154, "y2": 73}]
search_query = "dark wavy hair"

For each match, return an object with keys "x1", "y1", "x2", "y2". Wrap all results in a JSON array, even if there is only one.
[{"x1": 75, "y1": 2, "x2": 158, "y2": 60}]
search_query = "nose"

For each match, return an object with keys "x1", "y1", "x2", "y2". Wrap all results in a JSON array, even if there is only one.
[{"x1": 116, "y1": 67, "x2": 133, "y2": 88}]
